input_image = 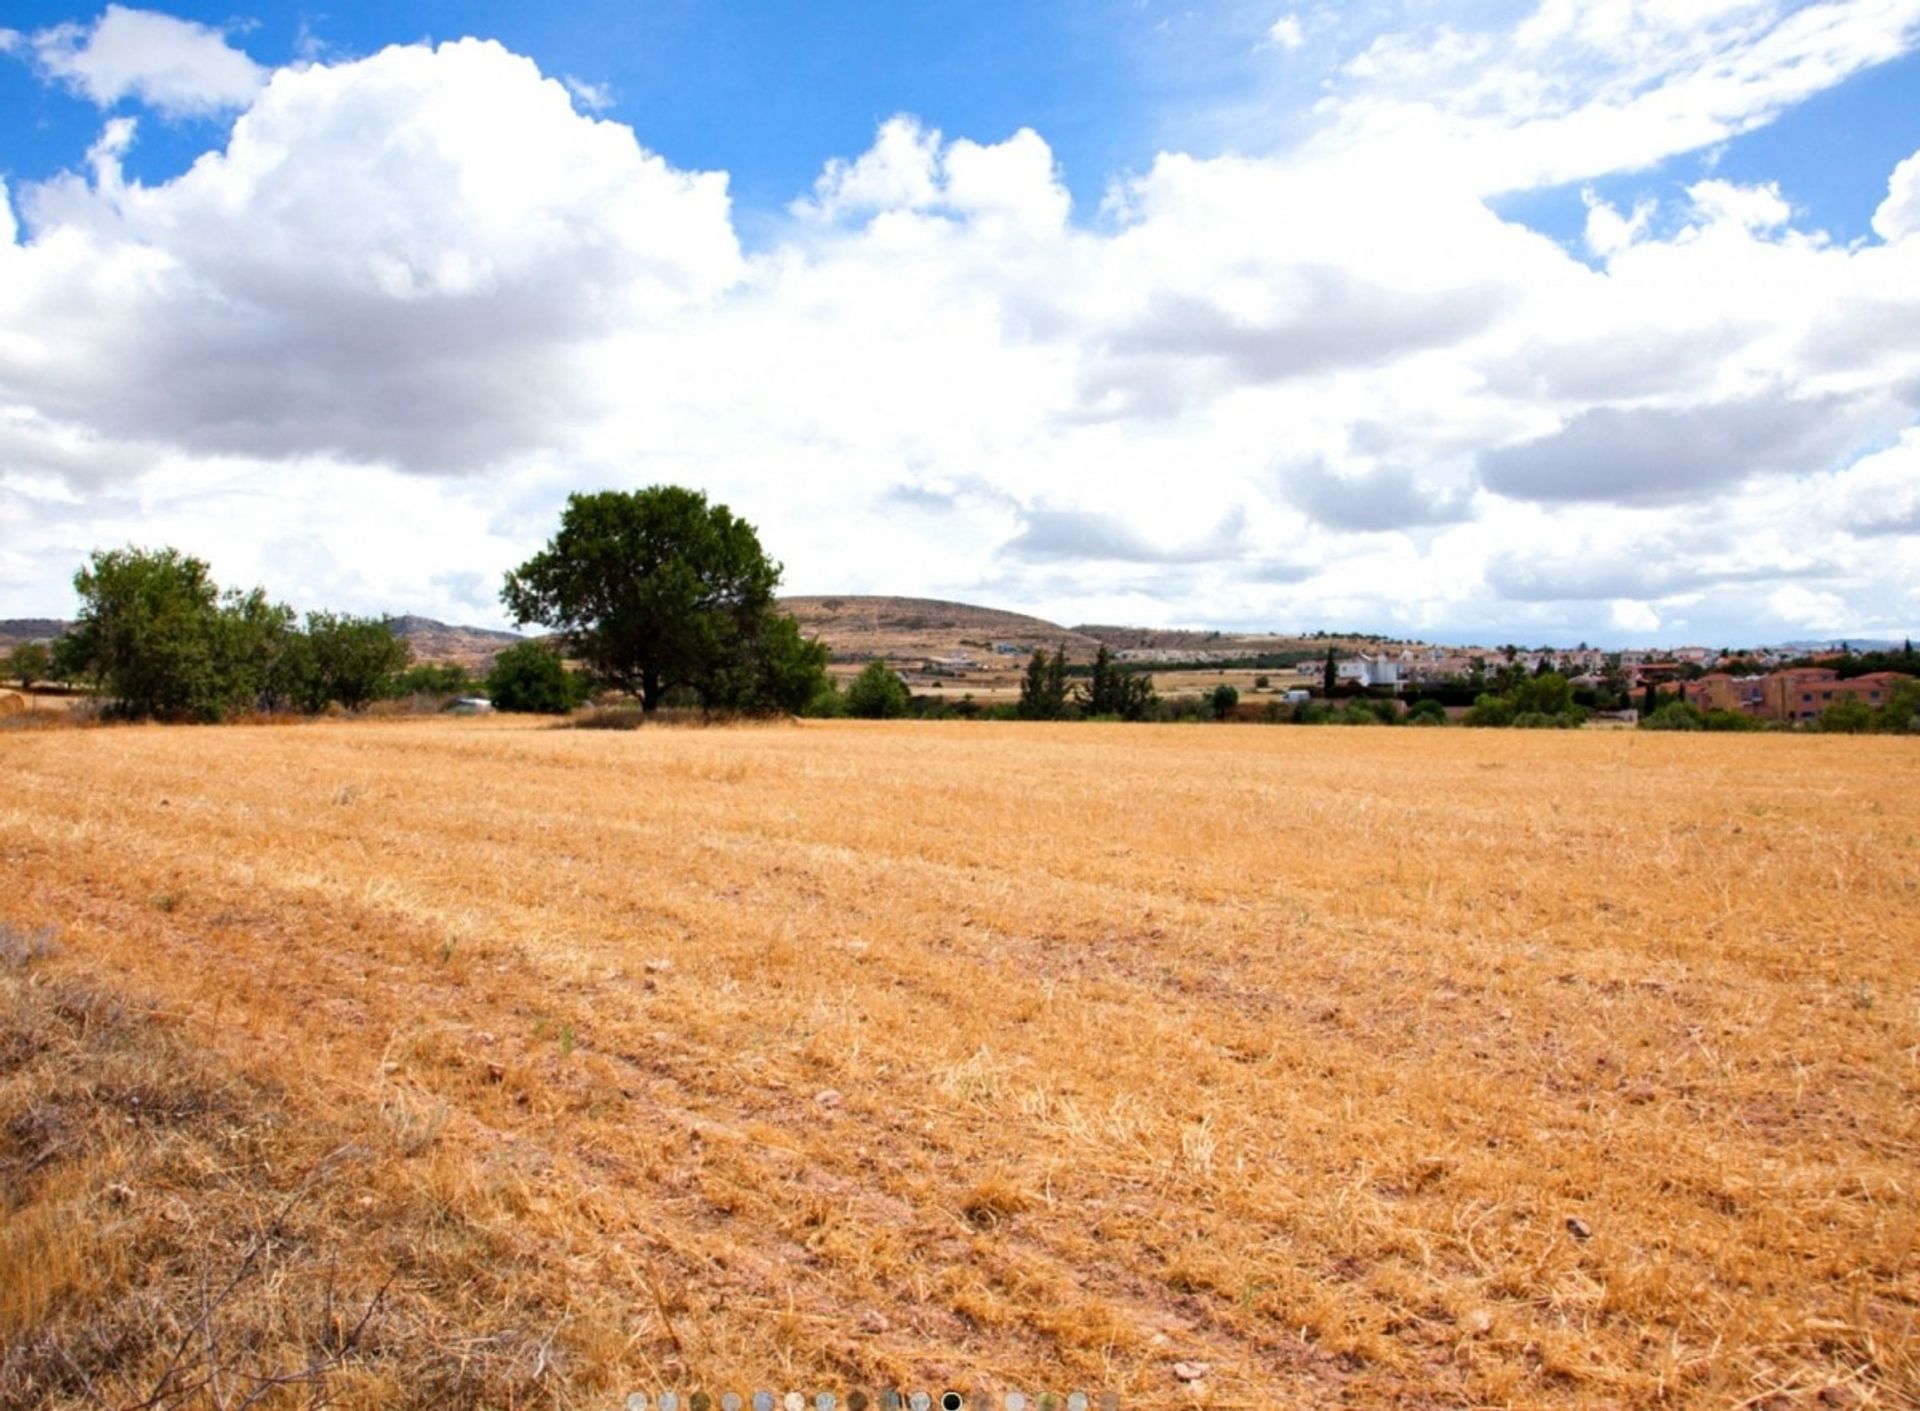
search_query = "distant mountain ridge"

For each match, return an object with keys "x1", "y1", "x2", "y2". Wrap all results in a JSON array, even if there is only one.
[
  {"x1": 0, "y1": 619, "x2": 69, "y2": 644},
  {"x1": 386, "y1": 615, "x2": 522, "y2": 643},
  {"x1": 386, "y1": 615, "x2": 525, "y2": 667},
  {"x1": 1773, "y1": 639, "x2": 1903, "y2": 653}
]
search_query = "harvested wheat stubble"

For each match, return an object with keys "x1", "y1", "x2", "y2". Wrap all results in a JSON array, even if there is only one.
[{"x1": 1, "y1": 718, "x2": 1916, "y2": 1409}]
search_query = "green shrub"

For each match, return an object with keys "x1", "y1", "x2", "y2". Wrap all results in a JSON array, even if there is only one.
[
  {"x1": 1876, "y1": 680, "x2": 1919, "y2": 733},
  {"x1": 1512, "y1": 710, "x2": 1578, "y2": 729},
  {"x1": 5, "y1": 641, "x2": 51, "y2": 691},
  {"x1": 845, "y1": 659, "x2": 910, "y2": 719},
  {"x1": 799, "y1": 676, "x2": 847, "y2": 718},
  {"x1": 1816, "y1": 699, "x2": 1874, "y2": 734},
  {"x1": 1158, "y1": 695, "x2": 1210, "y2": 723},
  {"x1": 1463, "y1": 693, "x2": 1516, "y2": 728},
  {"x1": 486, "y1": 641, "x2": 585, "y2": 714},
  {"x1": 1509, "y1": 671, "x2": 1577, "y2": 717},
  {"x1": 395, "y1": 662, "x2": 473, "y2": 696},
  {"x1": 1641, "y1": 701, "x2": 1703, "y2": 731}
]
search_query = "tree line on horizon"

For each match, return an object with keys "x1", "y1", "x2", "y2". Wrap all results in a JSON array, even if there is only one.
[
  {"x1": 18, "y1": 487, "x2": 836, "y2": 722},
  {"x1": 12, "y1": 483, "x2": 1917, "y2": 733}
]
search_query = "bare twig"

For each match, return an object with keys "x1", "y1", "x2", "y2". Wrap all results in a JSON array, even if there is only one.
[{"x1": 120, "y1": 1146, "x2": 374, "y2": 1411}]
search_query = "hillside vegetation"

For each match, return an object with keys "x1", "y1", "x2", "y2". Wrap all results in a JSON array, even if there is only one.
[{"x1": 1, "y1": 721, "x2": 1915, "y2": 1408}]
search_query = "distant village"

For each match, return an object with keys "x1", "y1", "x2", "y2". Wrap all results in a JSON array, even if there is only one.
[
  {"x1": 908, "y1": 639, "x2": 1915, "y2": 724},
  {"x1": 1299, "y1": 646, "x2": 1909, "y2": 723}
]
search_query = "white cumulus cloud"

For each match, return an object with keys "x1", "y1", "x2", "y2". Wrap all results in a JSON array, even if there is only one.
[
  {"x1": 1268, "y1": 15, "x2": 1306, "y2": 50},
  {"x1": 1610, "y1": 599, "x2": 1662, "y2": 634},
  {"x1": 2, "y1": 8, "x2": 1919, "y2": 643},
  {"x1": 2, "y1": 38, "x2": 742, "y2": 476},
  {"x1": 27, "y1": 5, "x2": 265, "y2": 116},
  {"x1": 1874, "y1": 146, "x2": 1920, "y2": 241}
]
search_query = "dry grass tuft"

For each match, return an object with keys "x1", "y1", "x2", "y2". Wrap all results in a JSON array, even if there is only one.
[{"x1": 2, "y1": 717, "x2": 1916, "y2": 1407}]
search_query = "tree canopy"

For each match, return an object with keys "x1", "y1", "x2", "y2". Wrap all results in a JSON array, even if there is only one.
[
  {"x1": 501, "y1": 487, "x2": 821, "y2": 713},
  {"x1": 58, "y1": 547, "x2": 258, "y2": 721},
  {"x1": 1080, "y1": 645, "x2": 1155, "y2": 720},
  {"x1": 1017, "y1": 646, "x2": 1070, "y2": 720},
  {"x1": 5, "y1": 640, "x2": 51, "y2": 692},
  {"x1": 301, "y1": 611, "x2": 413, "y2": 711},
  {"x1": 486, "y1": 640, "x2": 585, "y2": 714},
  {"x1": 845, "y1": 658, "x2": 910, "y2": 718},
  {"x1": 56, "y1": 546, "x2": 410, "y2": 721}
]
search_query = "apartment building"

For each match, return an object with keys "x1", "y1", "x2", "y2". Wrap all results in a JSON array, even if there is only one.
[{"x1": 1689, "y1": 668, "x2": 1912, "y2": 722}]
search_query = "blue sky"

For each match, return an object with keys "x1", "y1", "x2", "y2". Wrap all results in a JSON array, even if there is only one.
[
  {"x1": 2, "y1": 2, "x2": 1919, "y2": 644},
  {"x1": 1499, "y1": 43, "x2": 1920, "y2": 250},
  {"x1": 2, "y1": 1, "x2": 1146, "y2": 219},
  {"x1": 9, "y1": 1, "x2": 1912, "y2": 245}
]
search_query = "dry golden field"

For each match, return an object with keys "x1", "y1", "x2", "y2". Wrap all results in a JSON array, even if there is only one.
[{"x1": 1, "y1": 718, "x2": 1916, "y2": 1409}]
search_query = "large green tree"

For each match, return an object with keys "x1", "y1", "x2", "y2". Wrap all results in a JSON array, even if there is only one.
[
  {"x1": 302, "y1": 612, "x2": 411, "y2": 710},
  {"x1": 501, "y1": 487, "x2": 812, "y2": 713},
  {"x1": 58, "y1": 547, "x2": 255, "y2": 721}
]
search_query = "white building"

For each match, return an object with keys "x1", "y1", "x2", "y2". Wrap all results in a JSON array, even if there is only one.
[{"x1": 1337, "y1": 655, "x2": 1402, "y2": 689}]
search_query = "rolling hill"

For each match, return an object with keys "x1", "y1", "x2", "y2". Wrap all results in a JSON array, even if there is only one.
[{"x1": 778, "y1": 595, "x2": 1105, "y2": 663}]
